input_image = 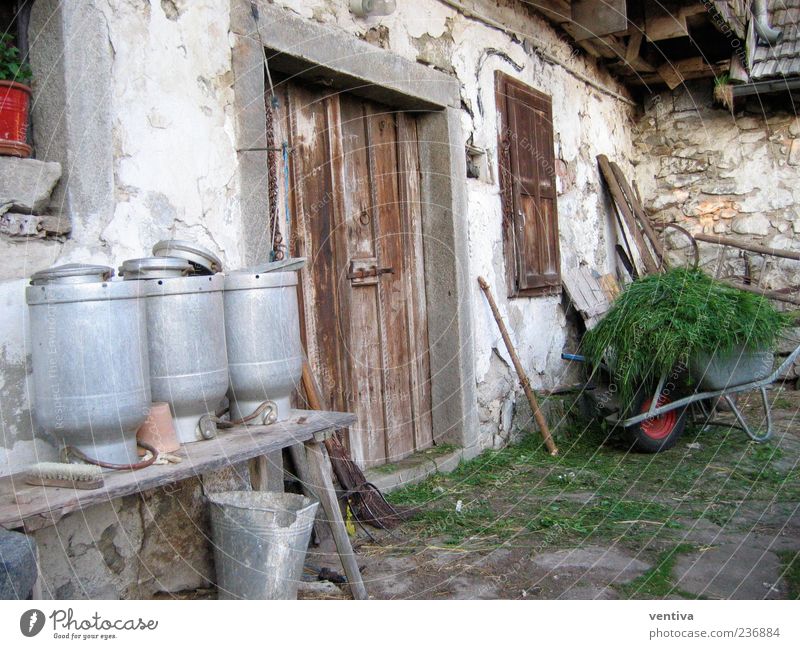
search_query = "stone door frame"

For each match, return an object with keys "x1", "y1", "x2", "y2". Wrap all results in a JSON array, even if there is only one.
[{"x1": 230, "y1": 1, "x2": 478, "y2": 452}]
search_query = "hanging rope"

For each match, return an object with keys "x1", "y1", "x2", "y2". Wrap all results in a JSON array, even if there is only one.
[{"x1": 282, "y1": 139, "x2": 292, "y2": 260}]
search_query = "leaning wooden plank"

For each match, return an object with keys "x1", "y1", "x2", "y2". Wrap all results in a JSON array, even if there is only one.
[
  {"x1": 0, "y1": 410, "x2": 357, "y2": 531},
  {"x1": 597, "y1": 155, "x2": 660, "y2": 275},
  {"x1": 562, "y1": 267, "x2": 614, "y2": 329},
  {"x1": 608, "y1": 160, "x2": 667, "y2": 269}
]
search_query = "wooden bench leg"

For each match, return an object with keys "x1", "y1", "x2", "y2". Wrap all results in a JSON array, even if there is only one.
[
  {"x1": 303, "y1": 438, "x2": 368, "y2": 600},
  {"x1": 249, "y1": 451, "x2": 284, "y2": 492},
  {"x1": 287, "y1": 445, "x2": 326, "y2": 544},
  {"x1": 31, "y1": 543, "x2": 43, "y2": 600}
]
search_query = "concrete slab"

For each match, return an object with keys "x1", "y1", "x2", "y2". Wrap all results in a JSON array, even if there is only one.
[
  {"x1": 673, "y1": 544, "x2": 785, "y2": 599},
  {"x1": 532, "y1": 546, "x2": 651, "y2": 584}
]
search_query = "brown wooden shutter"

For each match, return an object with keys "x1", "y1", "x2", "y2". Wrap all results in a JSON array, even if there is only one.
[{"x1": 496, "y1": 72, "x2": 561, "y2": 298}]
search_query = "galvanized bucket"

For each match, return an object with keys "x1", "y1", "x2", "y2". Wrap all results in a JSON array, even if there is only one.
[{"x1": 208, "y1": 491, "x2": 319, "y2": 600}]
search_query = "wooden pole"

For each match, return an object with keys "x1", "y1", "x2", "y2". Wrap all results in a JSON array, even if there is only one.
[
  {"x1": 693, "y1": 233, "x2": 800, "y2": 261},
  {"x1": 477, "y1": 276, "x2": 558, "y2": 456}
]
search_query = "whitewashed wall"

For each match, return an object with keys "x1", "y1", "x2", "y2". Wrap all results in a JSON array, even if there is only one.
[
  {"x1": 0, "y1": 0, "x2": 242, "y2": 476},
  {"x1": 0, "y1": 0, "x2": 639, "y2": 597}
]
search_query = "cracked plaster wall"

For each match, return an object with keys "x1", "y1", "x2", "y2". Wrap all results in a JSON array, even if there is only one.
[
  {"x1": 1, "y1": 0, "x2": 248, "y2": 599},
  {"x1": 267, "y1": 0, "x2": 637, "y2": 449},
  {"x1": 1, "y1": 0, "x2": 243, "y2": 474}
]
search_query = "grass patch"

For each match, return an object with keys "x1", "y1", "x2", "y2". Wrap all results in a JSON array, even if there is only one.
[
  {"x1": 619, "y1": 544, "x2": 698, "y2": 599},
  {"x1": 778, "y1": 551, "x2": 800, "y2": 599},
  {"x1": 387, "y1": 408, "x2": 796, "y2": 550}
]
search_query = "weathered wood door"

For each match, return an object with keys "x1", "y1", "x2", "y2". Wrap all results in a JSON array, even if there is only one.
[
  {"x1": 274, "y1": 80, "x2": 433, "y2": 468},
  {"x1": 496, "y1": 72, "x2": 560, "y2": 298}
]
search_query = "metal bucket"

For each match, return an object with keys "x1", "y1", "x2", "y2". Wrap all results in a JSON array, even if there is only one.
[
  {"x1": 121, "y1": 258, "x2": 229, "y2": 443},
  {"x1": 208, "y1": 491, "x2": 319, "y2": 600},
  {"x1": 26, "y1": 264, "x2": 151, "y2": 465},
  {"x1": 223, "y1": 263, "x2": 304, "y2": 422}
]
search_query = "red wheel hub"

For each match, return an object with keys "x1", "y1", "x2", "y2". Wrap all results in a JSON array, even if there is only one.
[{"x1": 639, "y1": 395, "x2": 678, "y2": 440}]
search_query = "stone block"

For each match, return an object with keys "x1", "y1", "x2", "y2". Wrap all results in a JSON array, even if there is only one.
[
  {"x1": 732, "y1": 213, "x2": 771, "y2": 236},
  {"x1": 788, "y1": 139, "x2": 800, "y2": 166},
  {"x1": 0, "y1": 158, "x2": 62, "y2": 214},
  {"x1": 735, "y1": 116, "x2": 762, "y2": 130}
]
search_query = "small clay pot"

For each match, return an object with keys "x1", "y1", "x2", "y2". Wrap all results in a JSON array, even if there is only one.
[{"x1": 137, "y1": 402, "x2": 180, "y2": 456}]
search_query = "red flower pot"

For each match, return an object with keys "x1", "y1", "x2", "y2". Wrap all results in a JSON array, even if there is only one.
[{"x1": 0, "y1": 80, "x2": 31, "y2": 158}]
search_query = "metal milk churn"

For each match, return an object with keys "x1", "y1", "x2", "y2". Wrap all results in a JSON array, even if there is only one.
[
  {"x1": 223, "y1": 259, "x2": 305, "y2": 423},
  {"x1": 26, "y1": 263, "x2": 150, "y2": 464},
  {"x1": 120, "y1": 254, "x2": 228, "y2": 443}
]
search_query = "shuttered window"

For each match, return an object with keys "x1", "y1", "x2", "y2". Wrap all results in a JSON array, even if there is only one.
[{"x1": 495, "y1": 72, "x2": 561, "y2": 298}]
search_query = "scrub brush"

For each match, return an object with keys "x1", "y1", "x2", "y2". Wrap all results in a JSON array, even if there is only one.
[{"x1": 25, "y1": 463, "x2": 104, "y2": 490}]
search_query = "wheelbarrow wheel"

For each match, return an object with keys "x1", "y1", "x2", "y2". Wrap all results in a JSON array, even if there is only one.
[{"x1": 625, "y1": 389, "x2": 688, "y2": 453}]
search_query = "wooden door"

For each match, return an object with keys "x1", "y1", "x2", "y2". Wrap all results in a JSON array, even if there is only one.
[{"x1": 275, "y1": 81, "x2": 433, "y2": 468}]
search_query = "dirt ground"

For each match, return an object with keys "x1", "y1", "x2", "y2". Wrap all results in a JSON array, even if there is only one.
[{"x1": 307, "y1": 384, "x2": 800, "y2": 600}]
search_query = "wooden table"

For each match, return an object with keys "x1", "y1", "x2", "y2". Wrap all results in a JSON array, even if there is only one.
[{"x1": 0, "y1": 409, "x2": 368, "y2": 600}]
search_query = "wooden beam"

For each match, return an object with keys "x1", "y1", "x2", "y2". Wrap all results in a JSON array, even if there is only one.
[
  {"x1": 626, "y1": 30, "x2": 643, "y2": 61},
  {"x1": 570, "y1": 0, "x2": 628, "y2": 41},
  {"x1": 644, "y1": 0, "x2": 688, "y2": 41},
  {"x1": 657, "y1": 61, "x2": 685, "y2": 89},
  {"x1": 527, "y1": 0, "x2": 572, "y2": 24},
  {"x1": 303, "y1": 439, "x2": 369, "y2": 599},
  {"x1": 635, "y1": 59, "x2": 726, "y2": 87}
]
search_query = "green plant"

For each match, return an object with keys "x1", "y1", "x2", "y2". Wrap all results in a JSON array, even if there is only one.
[
  {"x1": 581, "y1": 268, "x2": 791, "y2": 406},
  {"x1": 0, "y1": 34, "x2": 32, "y2": 84}
]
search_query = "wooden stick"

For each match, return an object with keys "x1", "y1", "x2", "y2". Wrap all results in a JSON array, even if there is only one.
[
  {"x1": 693, "y1": 233, "x2": 800, "y2": 261},
  {"x1": 609, "y1": 160, "x2": 668, "y2": 269},
  {"x1": 717, "y1": 278, "x2": 800, "y2": 305},
  {"x1": 302, "y1": 362, "x2": 324, "y2": 410},
  {"x1": 477, "y1": 276, "x2": 558, "y2": 456}
]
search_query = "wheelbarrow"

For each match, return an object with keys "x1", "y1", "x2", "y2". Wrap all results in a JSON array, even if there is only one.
[{"x1": 562, "y1": 338, "x2": 800, "y2": 452}]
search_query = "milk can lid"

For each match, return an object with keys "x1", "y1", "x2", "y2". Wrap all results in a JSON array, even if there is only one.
[
  {"x1": 30, "y1": 263, "x2": 114, "y2": 285},
  {"x1": 152, "y1": 239, "x2": 223, "y2": 274},
  {"x1": 119, "y1": 256, "x2": 192, "y2": 280}
]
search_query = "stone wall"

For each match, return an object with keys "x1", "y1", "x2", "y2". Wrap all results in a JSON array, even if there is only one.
[{"x1": 633, "y1": 81, "x2": 800, "y2": 292}]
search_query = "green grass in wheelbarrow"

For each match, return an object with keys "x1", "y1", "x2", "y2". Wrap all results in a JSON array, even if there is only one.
[{"x1": 580, "y1": 268, "x2": 792, "y2": 409}]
